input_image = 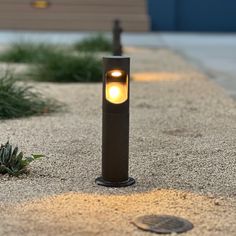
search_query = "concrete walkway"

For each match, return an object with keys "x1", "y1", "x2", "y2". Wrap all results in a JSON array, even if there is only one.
[
  {"x1": 156, "y1": 34, "x2": 236, "y2": 99},
  {"x1": 128, "y1": 33, "x2": 236, "y2": 99},
  {"x1": 1, "y1": 31, "x2": 235, "y2": 98}
]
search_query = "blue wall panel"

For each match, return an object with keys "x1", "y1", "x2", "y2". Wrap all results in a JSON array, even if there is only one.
[
  {"x1": 148, "y1": 0, "x2": 236, "y2": 32},
  {"x1": 148, "y1": 0, "x2": 176, "y2": 31}
]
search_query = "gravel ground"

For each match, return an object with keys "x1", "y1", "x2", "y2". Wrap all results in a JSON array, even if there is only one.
[{"x1": 0, "y1": 48, "x2": 235, "y2": 235}]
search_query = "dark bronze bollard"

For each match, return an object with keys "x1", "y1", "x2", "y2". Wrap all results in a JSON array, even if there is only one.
[
  {"x1": 112, "y1": 19, "x2": 123, "y2": 56},
  {"x1": 95, "y1": 56, "x2": 135, "y2": 187}
]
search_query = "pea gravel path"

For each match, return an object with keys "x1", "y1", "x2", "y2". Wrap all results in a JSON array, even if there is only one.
[{"x1": 0, "y1": 48, "x2": 235, "y2": 236}]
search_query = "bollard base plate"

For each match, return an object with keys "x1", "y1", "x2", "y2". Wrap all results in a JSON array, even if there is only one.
[{"x1": 95, "y1": 177, "x2": 135, "y2": 187}]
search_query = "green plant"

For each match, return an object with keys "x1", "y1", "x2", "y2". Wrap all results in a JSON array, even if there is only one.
[
  {"x1": 30, "y1": 53, "x2": 102, "y2": 82},
  {"x1": 0, "y1": 71, "x2": 60, "y2": 119},
  {"x1": 0, "y1": 42, "x2": 60, "y2": 63},
  {"x1": 74, "y1": 34, "x2": 112, "y2": 52},
  {"x1": 0, "y1": 141, "x2": 43, "y2": 176}
]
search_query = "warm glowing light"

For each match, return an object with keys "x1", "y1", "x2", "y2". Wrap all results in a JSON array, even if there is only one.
[
  {"x1": 105, "y1": 69, "x2": 128, "y2": 104},
  {"x1": 132, "y1": 72, "x2": 188, "y2": 81},
  {"x1": 109, "y1": 86, "x2": 120, "y2": 99},
  {"x1": 106, "y1": 82, "x2": 127, "y2": 104},
  {"x1": 32, "y1": 0, "x2": 49, "y2": 9},
  {"x1": 111, "y1": 70, "x2": 122, "y2": 77}
]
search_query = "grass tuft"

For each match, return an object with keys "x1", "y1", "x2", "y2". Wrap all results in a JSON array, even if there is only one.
[
  {"x1": 30, "y1": 53, "x2": 102, "y2": 82},
  {"x1": 0, "y1": 42, "x2": 60, "y2": 63},
  {"x1": 74, "y1": 34, "x2": 112, "y2": 52},
  {"x1": 0, "y1": 71, "x2": 60, "y2": 119},
  {"x1": 0, "y1": 41, "x2": 103, "y2": 82}
]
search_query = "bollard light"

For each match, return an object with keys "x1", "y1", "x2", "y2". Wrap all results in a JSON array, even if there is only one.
[
  {"x1": 112, "y1": 19, "x2": 123, "y2": 56},
  {"x1": 105, "y1": 69, "x2": 127, "y2": 104},
  {"x1": 31, "y1": 0, "x2": 50, "y2": 9},
  {"x1": 96, "y1": 56, "x2": 135, "y2": 187}
]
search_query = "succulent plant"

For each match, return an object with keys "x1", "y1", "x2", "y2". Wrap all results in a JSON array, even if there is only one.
[{"x1": 0, "y1": 141, "x2": 43, "y2": 176}]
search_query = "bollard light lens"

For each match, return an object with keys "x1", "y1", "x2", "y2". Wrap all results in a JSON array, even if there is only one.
[
  {"x1": 108, "y1": 86, "x2": 121, "y2": 99},
  {"x1": 111, "y1": 70, "x2": 122, "y2": 77},
  {"x1": 105, "y1": 69, "x2": 128, "y2": 104}
]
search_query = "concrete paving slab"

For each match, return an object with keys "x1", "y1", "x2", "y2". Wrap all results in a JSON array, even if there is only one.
[{"x1": 159, "y1": 34, "x2": 236, "y2": 99}]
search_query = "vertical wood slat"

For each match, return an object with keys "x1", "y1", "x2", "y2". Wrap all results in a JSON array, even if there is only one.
[
  {"x1": 0, "y1": 0, "x2": 150, "y2": 31},
  {"x1": 0, "y1": 0, "x2": 146, "y2": 5},
  {"x1": 0, "y1": 5, "x2": 146, "y2": 13}
]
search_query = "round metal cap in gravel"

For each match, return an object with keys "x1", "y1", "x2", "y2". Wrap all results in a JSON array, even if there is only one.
[{"x1": 133, "y1": 215, "x2": 193, "y2": 234}]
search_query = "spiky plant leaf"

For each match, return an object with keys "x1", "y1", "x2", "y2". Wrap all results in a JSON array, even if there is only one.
[
  {"x1": 0, "y1": 141, "x2": 44, "y2": 176},
  {"x1": 0, "y1": 71, "x2": 61, "y2": 119}
]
